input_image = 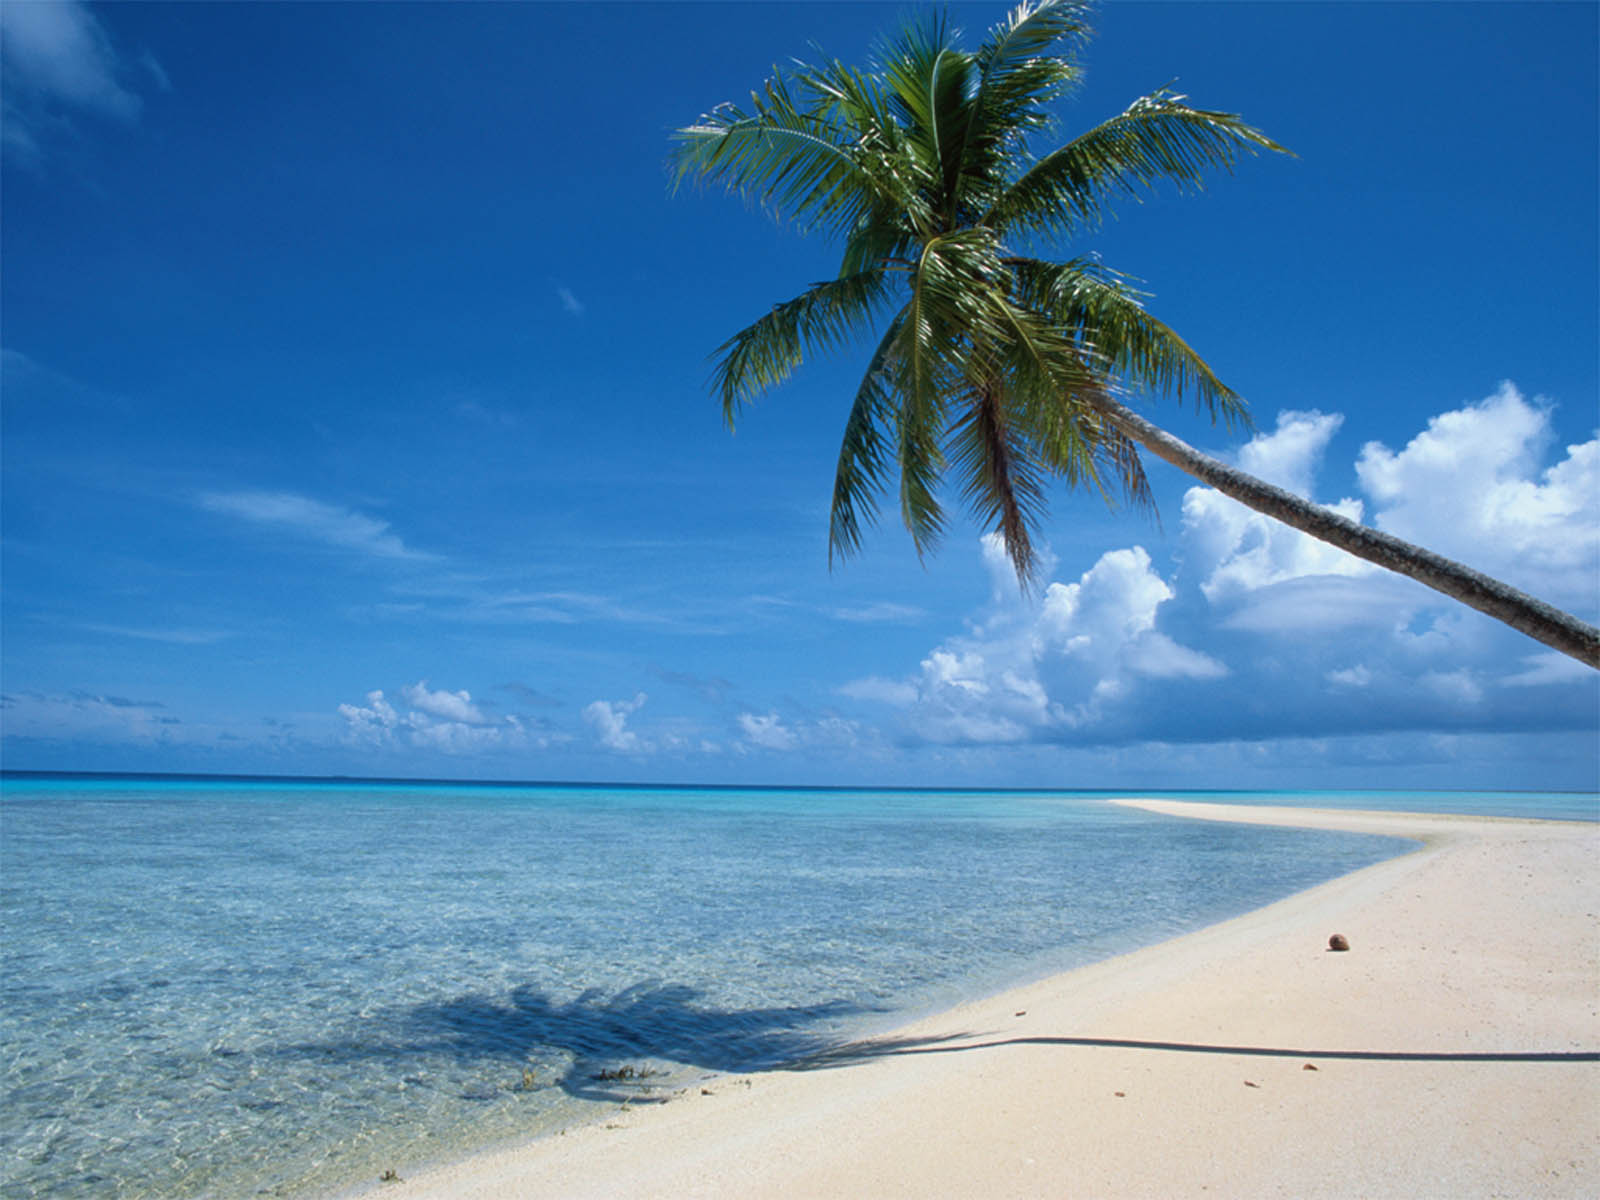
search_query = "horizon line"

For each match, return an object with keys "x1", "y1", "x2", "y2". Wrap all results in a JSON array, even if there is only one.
[{"x1": 0, "y1": 768, "x2": 1589, "y2": 798}]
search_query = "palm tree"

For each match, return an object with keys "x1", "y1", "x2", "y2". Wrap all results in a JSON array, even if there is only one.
[{"x1": 672, "y1": 0, "x2": 1598, "y2": 669}]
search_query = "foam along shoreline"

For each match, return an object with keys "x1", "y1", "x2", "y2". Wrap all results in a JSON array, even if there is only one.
[{"x1": 364, "y1": 801, "x2": 1599, "y2": 1200}]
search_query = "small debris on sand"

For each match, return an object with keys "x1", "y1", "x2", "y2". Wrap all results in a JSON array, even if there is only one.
[{"x1": 1328, "y1": 933, "x2": 1350, "y2": 951}]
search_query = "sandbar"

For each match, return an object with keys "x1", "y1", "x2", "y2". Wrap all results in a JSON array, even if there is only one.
[{"x1": 364, "y1": 800, "x2": 1599, "y2": 1199}]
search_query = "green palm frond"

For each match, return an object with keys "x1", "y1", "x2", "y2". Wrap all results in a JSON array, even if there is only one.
[
  {"x1": 672, "y1": 75, "x2": 885, "y2": 239},
  {"x1": 713, "y1": 270, "x2": 892, "y2": 425},
  {"x1": 910, "y1": 229, "x2": 1012, "y2": 347},
  {"x1": 829, "y1": 316, "x2": 906, "y2": 564},
  {"x1": 988, "y1": 88, "x2": 1290, "y2": 237},
  {"x1": 890, "y1": 237, "x2": 970, "y2": 557},
  {"x1": 881, "y1": 17, "x2": 975, "y2": 224},
  {"x1": 795, "y1": 57, "x2": 939, "y2": 240},
  {"x1": 957, "y1": 0, "x2": 1092, "y2": 199},
  {"x1": 985, "y1": 300, "x2": 1119, "y2": 499},
  {"x1": 838, "y1": 213, "x2": 918, "y2": 278},
  {"x1": 948, "y1": 382, "x2": 1050, "y2": 582},
  {"x1": 1011, "y1": 257, "x2": 1250, "y2": 428},
  {"x1": 891, "y1": 348, "x2": 948, "y2": 561},
  {"x1": 1096, "y1": 423, "x2": 1154, "y2": 513},
  {"x1": 1020, "y1": 380, "x2": 1153, "y2": 519},
  {"x1": 977, "y1": 0, "x2": 1094, "y2": 81},
  {"x1": 889, "y1": 228, "x2": 1034, "y2": 556}
]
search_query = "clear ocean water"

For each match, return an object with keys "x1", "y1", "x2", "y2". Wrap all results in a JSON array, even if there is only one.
[{"x1": 1, "y1": 775, "x2": 1592, "y2": 1198}]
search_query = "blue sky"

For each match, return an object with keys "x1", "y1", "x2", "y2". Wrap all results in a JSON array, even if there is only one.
[{"x1": 3, "y1": 0, "x2": 1596, "y2": 790}]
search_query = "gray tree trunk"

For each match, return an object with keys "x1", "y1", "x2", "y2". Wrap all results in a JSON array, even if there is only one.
[{"x1": 1092, "y1": 396, "x2": 1600, "y2": 669}]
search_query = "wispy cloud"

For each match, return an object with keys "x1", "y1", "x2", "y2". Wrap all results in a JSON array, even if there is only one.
[
  {"x1": 453, "y1": 399, "x2": 520, "y2": 429},
  {"x1": 1, "y1": 690, "x2": 175, "y2": 742},
  {"x1": 650, "y1": 666, "x2": 735, "y2": 701},
  {"x1": 382, "y1": 578, "x2": 691, "y2": 628},
  {"x1": 556, "y1": 286, "x2": 585, "y2": 317},
  {"x1": 498, "y1": 682, "x2": 562, "y2": 709},
  {"x1": 831, "y1": 602, "x2": 926, "y2": 624},
  {"x1": 137, "y1": 50, "x2": 171, "y2": 93},
  {"x1": 2, "y1": 347, "x2": 131, "y2": 413},
  {"x1": 199, "y1": 491, "x2": 434, "y2": 562},
  {"x1": 1, "y1": 0, "x2": 156, "y2": 160},
  {"x1": 80, "y1": 623, "x2": 233, "y2": 646}
]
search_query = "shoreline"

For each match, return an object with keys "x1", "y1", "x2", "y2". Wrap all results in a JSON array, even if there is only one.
[{"x1": 359, "y1": 800, "x2": 1599, "y2": 1199}]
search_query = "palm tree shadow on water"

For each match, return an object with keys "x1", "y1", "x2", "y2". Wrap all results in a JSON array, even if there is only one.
[{"x1": 307, "y1": 980, "x2": 959, "y2": 1104}]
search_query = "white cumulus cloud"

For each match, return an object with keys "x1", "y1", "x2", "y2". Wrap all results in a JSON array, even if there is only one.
[
  {"x1": 338, "y1": 683, "x2": 529, "y2": 754},
  {"x1": 338, "y1": 689, "x2": 400, "y2": 745},
  {"x1": 832, "y1": 384, "x2": 1597, "y2": 752},
  {"x1": 1183, "y1": 411, "x2": 1373, "y2": 607},
  {"x1": 583, "y1": 692, "x2": 648, "y2": 752},
  {"x1": 845, "y1": 536, "x2": 1222, "y2": 745},
  {"x1": 733, "y1": 710, "x2": 861, "y2": 754},
  {"x1": 737, "y1": 711, "x2": 798, "y2": 751},
  {"x1": 401, "y1": 681, "x2": 488, "y2": 725},
  {"x1": 1181, "y1": 386, "x2": 1599, "y2": 648},
  {"x1": 1355, "y1": 382, "x2": 1599, "y2": 609},
  {"x1": 1326, "y1": 665, "x2": 1373, "y2": 688}
]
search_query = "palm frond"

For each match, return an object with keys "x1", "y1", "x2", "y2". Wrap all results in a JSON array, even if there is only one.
[
  {"x1": 1095, "y1": 423, "x2": 1154, "y2": 514},
  {"x1": 1011, "y1": 257, "x2": 1251, "y2": 428},
  {"x1": 672, "y1": 74, "x2": 882, "y2": 239},
  {"x1": 838, "y1": 213, "x2": 919, "y2": 278},
  {"x1": 956, "y1": 0, "x2": 1092, "y2": 201},
  {"x1": 880, "y1": 15, "x2": 977, "y2": 223},
  {"x1": 978, "y1": 0, "x2": 1094, "y2": 76},
  {"x1": 987, "y1": 88, "x2": 1291, "y2": 238},
  {"x1": 892, "y1": 241, "x2": 955, "y2": 558},
  {"x1": 888, "y1": 228, "x2": 1026, "y2": 557},
  {"x1": 984, "y1": 300, "x2": 1118, "y2": 496},
  {"x1": 713, "y1": 270, "x2": 892, "y2": 425},
  {"x1": 948, "y1": 381, "x2": 1049, "y2": 582},
  {"x1": 795, "y1": 57, "x2": 939, "y2": 239},
  {"x1": 829, "y1": 315, "x2": 906, "y2": 564}
]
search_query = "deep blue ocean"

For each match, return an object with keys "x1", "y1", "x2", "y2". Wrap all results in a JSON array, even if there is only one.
[{"x1": 1, "y1": 775, "x2": 1593, "y2": 1198}]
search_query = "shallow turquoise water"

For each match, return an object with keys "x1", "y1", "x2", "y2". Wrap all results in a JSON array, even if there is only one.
[{"x1": 0, "y1": 777, "x2": 1586, "y2": 1197}]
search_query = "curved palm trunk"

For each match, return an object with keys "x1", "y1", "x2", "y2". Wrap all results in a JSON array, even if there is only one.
[{"x1": 1092, "y1": 395, "x2": 1600, "y2": 669}]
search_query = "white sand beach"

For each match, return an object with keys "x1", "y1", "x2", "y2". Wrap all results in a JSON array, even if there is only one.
[{"x1": 373, "y1": 801, "x2": 1599, "y2": 1199}]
